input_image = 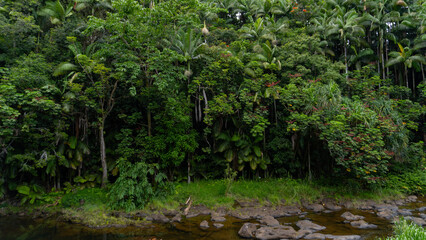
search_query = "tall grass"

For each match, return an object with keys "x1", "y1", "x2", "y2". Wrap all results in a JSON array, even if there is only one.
[
  {"x1": 151, "y1": 178, "x2": 405, "y2": 209},
  {"x1": 380, "y1": 218, "x2": 426, "y2": 240}
]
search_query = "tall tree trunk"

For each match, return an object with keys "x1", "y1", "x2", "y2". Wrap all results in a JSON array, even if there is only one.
[
  {"x1": 421, "y1": 63, "x2": 425, "y2": 83},
  {"x1": 380, "y1": 30, "x2": 385, "y2": 80},
  {"x1": 344, "y1": 39, "x2": 348, "y2": 80},
  {"x1": 412, "y1": 68, "x2": 415, "y2": 97},
  {"x1": 100, "y1": 120, "x2": 108, "y2": 188},
  {"x1": 405, "y1": 65, "x2": 408, "y2": 88}
]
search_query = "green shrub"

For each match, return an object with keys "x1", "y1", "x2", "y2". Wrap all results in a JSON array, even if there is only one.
[
  {"x1": 381, "y1": 218, "x2": 426, "y2": 240},
  {"x1": 386, "y1": 170, "x2": 426, "y2": 195}
]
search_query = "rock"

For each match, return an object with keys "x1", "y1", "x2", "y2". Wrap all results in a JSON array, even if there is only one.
[
  {"x1": 305, "y1": 233, "x2": 326, "y2": 239},
  {"x1": 357, "y1": 200, "x2": 376, "y2": 210},
  {"x1": 350, "y1": 220, "x2": 377, "y2": 229},
  {"x1": 394, "y1": 200, "x2": 405, "y2": 206},
  {"x1": 324, "y1": 202, "x2": 342, "y2": 211},
  {"x1": 341, "y1": 201, "x2": 354, "y2": 209},
  {"x1": 377, "y1": 209, "x2": 396, "y2": 220},
  {"x1": 211, "y1": 212, "x2": 226, "y2": 222},
  {"x1": 406, "y1": 217, "x2": 426, "y2": 226},
  {"x1": 296, "y1": 220, "x2": 326, "y2": 231},
  {"x1": 191, "y1": 205, "x2": 211, "y2": 215},
  {"x1": 213, "y1": 223, "x2": 224, "y2": 228},
  {"x1": 305, "y1": 203, "x2": 325, "y2": 212},
  {"x1": 259, "y1": 215, "x2": 280, "y2": 227},
  {"x1": 235, "y1": 199, "x2": 259, "y2": 208},
  {"x1": 171, "y1": 214, "x2": 182, "y2": 223},
  {"x1": 341, "y1": 212, "x2": 364, "y2": 221},
  {"x1": 200, "y1": 220, "x2": 209, "y2": 228},
  {"x1": 186, "y1": 212, "x2": 199, "y2": 218},
  {"x1": 230, "y1": 212, "x2": 251, "y2": 220},
  {"x1": 162, "y1": 209, "x2": 178, "y2": 216},
  {"x1": 254, "y1": 225, "x2": 297, "y2": 240},
  {"x1": 151, "y1": 214, "x2": 169, "y2": 223},
  {"x1": 418, "y1": 207, "x2": 426, "y2": 212},
  {"x1": 238, "y1": 223, "x2": 258, "y2": 238},
  {"x1": 295, "y1": 230, "x2": 312, "y2": 239},
  {"x1": 406, "y1": 195, "x2": 417, "y2": 202},
  {"x1": 281, "y1": 206, "x2": 302, "y2": 215},
  {"x1": 397, "y1": 209, "x2": 413, "y2": 216},
  {"x1": 326, "y1": 235, "x2": 362, "y2": 240},
  {"x1": 374, "y1": 204, "x2": 398, "y2": 212},
  {"x1": 419, "y1": 213, "x2": 426, "y2": 220}
]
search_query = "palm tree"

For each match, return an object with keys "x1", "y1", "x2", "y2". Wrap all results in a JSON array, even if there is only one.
[
  {"x1": 73, "y1": 0, "x2": 113, "y2": 17},
  {"x1": 386, "y1": 42, "x2": 426, "y2": 91},
  {"x1": 38, "y1": 0, "x2": 73, "y2": 25},
  {"x1": 326, "y1": 8, "x2": 365, "y2": 79},
  {"x1": 170, "y1": 28, "x2": 204, "y2": 183}
]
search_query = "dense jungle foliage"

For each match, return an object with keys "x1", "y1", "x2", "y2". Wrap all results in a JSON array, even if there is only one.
[{"x1": 0, "y1": 0, "x2": 425, "y2": 210}]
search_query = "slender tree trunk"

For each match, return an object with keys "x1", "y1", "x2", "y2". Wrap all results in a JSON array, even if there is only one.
[
  {"x1": 412, "y1": 68, "x2": 415, "y2": 97},
  {"x1": 380, "y1": 30, "x2": 385, "y2": 80},
  {"x1": 385, "y1": 39, "x2": 389, "y2": 78},
  {"x1": 100, "y1": 120, "x2": 108, "y2": 188},
  {"x1": 307, "y1": 137, "x2": 311, "y2": 181},
  {"x1": 344, "y1": 39, "x2": 348, "y2": 80},
  {"x1": 421, "y1": 63, "x2": 425, "y2": 83},
  {"x1": 405, "y1": 65, "x2": 408, "y2": 88}
]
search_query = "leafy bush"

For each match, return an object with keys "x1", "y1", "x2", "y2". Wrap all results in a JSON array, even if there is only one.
[
  {"x1": 61, "y1": 188, "x2": 108, "y2": 208},
  {"x1": 381, "y1": 218, "x2": 426, "y2": 240},
  {"x1": 108, "y1": 160, "x2": 174, "y2": 211},
  {"x1": 385, "y1": 169, "x2": 426, "y2": 195}
]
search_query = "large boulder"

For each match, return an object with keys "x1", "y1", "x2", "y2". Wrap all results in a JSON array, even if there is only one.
[
  {"x1": 200, "y1": 220, "x2": 209, "y2": 228},
  {"x1": 296, "y1": 220, "x2": 326, "y2": 231},
  {"x1": 259, "y1": 215, "x2": 280, "y2": 227},
  {"x1": 341, "y1": 212, "x2": 364, "y2": 221},
  {"x1": 254, "y1": 225, "x2": 297, "y2": 240},
  {"x1": 238, "y1": 223, "x2": 258, "y2": 238},
  {"x1": 350, "y1": 220, "x2": 377, "y2": 229},
  {"x1": 304, "y1": 203, "x2": 325, "y2": 212}
]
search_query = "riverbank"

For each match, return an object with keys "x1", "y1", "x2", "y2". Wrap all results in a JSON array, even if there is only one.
[{"x1": 0, "y1": 178, "x2": 421, "y2": 229}]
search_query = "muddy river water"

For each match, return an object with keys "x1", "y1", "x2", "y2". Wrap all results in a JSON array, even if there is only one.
[{"x1": 0, "y1": 197, "x2": 424, "y2": 240}]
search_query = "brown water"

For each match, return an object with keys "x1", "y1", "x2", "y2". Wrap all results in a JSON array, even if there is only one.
[{"x1": 0, "y1": 198, "x2": 424, "y2": 240}]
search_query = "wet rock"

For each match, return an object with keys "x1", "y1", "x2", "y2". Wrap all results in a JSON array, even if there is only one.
[
  {"x1": 418, "y1": 207, "x2": 426, "y2": 212},
  {"x1": 281, "y1": 206, "x2": 302, "y2": 215},
  {"x1": 406, "y1": 195, "x2": 417, "y2": 202},
  {"x1": 186, "y1": 212, "x2": 199, "y2": 218},
  {"x1": 350, "y1": 220, "x2": 377, "y2": 229},
  {"x1": 200, "y1": 220, "x2": 209, "y2": 228},
  {"x1": 374, "y1": 204, "x2": 398, "y2": 212},
  {"x1": 419, "y1": 213, "x2": 426, "y2": 220},
  {"x1": 295, "y1": 230, "x2": 312, "y2": 239},
  {"x1": 161, "y1": 209, "x2": 178, "y2": 216},
  {"x1": 305, "y1": 233, "x2": 326, "y2": 239},
  {"x1": 357, "y1": 200, "x2": 376, "y2": 210},
  {"x1": 213, "y1": 223, "x2": 224, "y2": 229},
  {"x1": 191, "y1": 205, "x2": 211, "y2": 215},
  {"x1": 406, "y1": 217, "x2": 426, "y2": 226},
  {"x1": 235, "y1": 199, "x2": 259, "y2": 208},
  {"x1": 341, "y1": 201, "x2": 354, "y2": 209},
  {"x1": 230, "y1": 212, "x2": 250, "y2": 220},
  {"x1": 341, "y1": 212, "x2": 364, "y2": 221},
  {"x1": 377, "y1": 209, "x2": 396, "y2": 220},
  {"x1": 394, "y1": 200, "x2": 405, "y2": 206},
  {"x1": 258, "y1": 215, "x2": 280, "y2": 227},
  {"x1": 326, "y1": 235, "x2": 362, "y2": 240},
  {"x1": 151, "y1": 214, "x2": 169, "y2": 223},
  {"x1": 296, "y1": 220, "x2": 326, "y2": 231},
  {"x1": 238, "y1": 223, "x2": 258, "y2": 238},
  {"x1": 211, "y1": 212, "x2": 226, "y2": 222},
  {"x1": 305, "y1": 203, "x2": 325, "y2": 212},
  {"x1": 397, "y1": 209, "x2": 413, "y2": 216},
  {"x1": 324, "y1": 202, "x2": 342, "y2": 211},
  {"x1": 171, "y1": 214, "x2": 182, "y2": 223},
  {"x1": 254, "y1": 225, "x2": 297, "y2": 240}
]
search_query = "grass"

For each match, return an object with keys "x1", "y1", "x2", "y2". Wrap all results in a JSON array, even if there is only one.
[
  {"x1": 380, "y1": 218, "x2": 426, "y2": 240},
  {"x1": 150, "y1": 178, "x2": 406, "y2": 209}
]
